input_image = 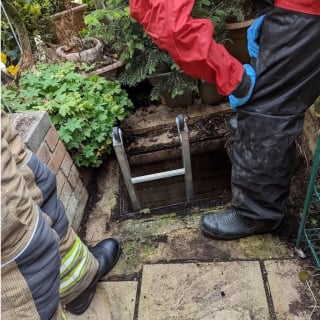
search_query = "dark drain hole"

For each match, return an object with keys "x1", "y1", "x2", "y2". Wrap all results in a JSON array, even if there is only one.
[{"x1": 120, "y1": 149, "x2": 232, "y2": 214}]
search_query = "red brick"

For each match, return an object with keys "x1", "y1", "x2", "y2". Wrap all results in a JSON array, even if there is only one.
[
  {"x1": 68, "y1": 164, "x2": 80, "y2": 188},
  {"x1": 36, "y1": 141, "x2": 51, "y2": 164},
  {"x1": 45, "y1": 126, "x2": 59, "y2": 152},
  {"x1": 56, "y1": 169, "x2": 66, "y2": 197},
  {"x1": 48, "y1": 140, "x2": 67, "y2": 174},
  {"x1": 61, "y1": 152, "x2": 73, "y2": 176}
]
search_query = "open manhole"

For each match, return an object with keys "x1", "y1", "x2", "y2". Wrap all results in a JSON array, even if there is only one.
[{"x1": 118, "y1": 147, "x2": 232, "y2": 214}]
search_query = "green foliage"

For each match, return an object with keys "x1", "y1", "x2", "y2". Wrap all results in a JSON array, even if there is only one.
[
  {"x1": 192, "y1": 0, "x2": 252, "y2": 43},
  {"x1": 2, "y1": 62, "x2": 133, "y2": 167},
  {"x1": 149, "y1": 72, "x2": 198, "y2": 101},
  {"x1": 81, "y1": 0, "x2": 96, "y2": 10},
  {"x1": 118, "y1": 47, "x2": 174, "y2": 87},
  {"x1": 83, "y1": 0, "x2": 253, "y2": 101},
  {"x1": 1, "y1": 20, "x2": 21, "y2": 66},
  {"x1": 83, "y1": 2, "x2": 148, "y2": 64},
  {"x1": 83, "y1": 0, "x2": 198, "y2": 101},
  {"x1": 8, "y1": 0, "x2": 63, "y2": 45}
]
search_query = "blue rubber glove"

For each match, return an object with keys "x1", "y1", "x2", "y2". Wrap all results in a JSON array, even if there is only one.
[
  {"x1": 228, "y1": 64, "x2": 256, "y2": 110},
  {"x1": 247, "y1": 15, "x2": 265, "y2": 58}
]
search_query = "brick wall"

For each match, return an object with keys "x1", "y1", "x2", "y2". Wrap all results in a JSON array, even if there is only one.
[{"x1": 9, "y1": 111, "x2": 88, "y2": 231}]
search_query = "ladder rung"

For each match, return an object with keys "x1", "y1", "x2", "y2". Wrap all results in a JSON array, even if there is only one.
[{"x1": 131, "y1": 168, "x2": 185, "y2": 184}]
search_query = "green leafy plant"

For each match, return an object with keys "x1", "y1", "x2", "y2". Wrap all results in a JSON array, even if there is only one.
[
  {"x1": 2, "y1": 62, "x2": 133, "y2": 167},
  {"x1": 192, "y1": 0, "x2": 254, "y2": 43},
  {"x1": 82, "y1": 2, "x2": 148, "y2": 68},
  {"x1": 8, "y1": 0, "x2": 62, "y2": 46}
]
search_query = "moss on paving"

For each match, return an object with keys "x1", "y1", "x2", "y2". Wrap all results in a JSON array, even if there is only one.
[{"x1": 109, "y1": 208, "x2": 293, "y2": 277}]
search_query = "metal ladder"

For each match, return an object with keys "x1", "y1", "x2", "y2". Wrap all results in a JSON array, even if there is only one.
[{"x1": 112, "y1": 114, "x2": 194, "y2": 211}]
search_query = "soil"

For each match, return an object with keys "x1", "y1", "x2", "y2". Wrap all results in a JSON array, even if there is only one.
[{"x1": 277, "y1": 145, "x2": 310, "y2": 242}]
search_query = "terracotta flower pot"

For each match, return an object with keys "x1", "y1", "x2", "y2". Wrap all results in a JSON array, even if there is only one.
[
  {"x1": 56, "y1": 38, "x2": 103, "y2": 63},
  {"x1": 225, "y1": 19, "x2": 254, "y2": 64}
]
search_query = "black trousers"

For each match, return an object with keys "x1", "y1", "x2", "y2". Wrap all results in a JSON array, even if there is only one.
[{"x1": 232, "y1": 8, "x2": 320, "y2": 221}]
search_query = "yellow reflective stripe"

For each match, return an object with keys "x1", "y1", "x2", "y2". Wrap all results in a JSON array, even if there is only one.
[
  {"x1": 60, "y1": 236, "x2": 82, "y2": 277},
  {"x1": 59, "y1": 247, "x2": 89, "y2": 293},
  {"x1": 62, "y1": 311, "x2": 67, "y2": 320},
  {"x1": 59, "y1": 244, "x2": 89, "y2": 293}
]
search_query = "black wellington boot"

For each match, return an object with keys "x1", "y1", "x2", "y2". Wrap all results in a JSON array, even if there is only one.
[
  {"x1": 200, "y1": 209, "x2": 280, "y2": 240},
  {"x1": 65, "y1": 238, "x2": 121, "y2": 315}
]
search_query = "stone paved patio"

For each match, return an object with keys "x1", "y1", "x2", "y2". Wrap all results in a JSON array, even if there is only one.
[{"x1": 66, "y1": 258, "x2": 317, "y2": 320}]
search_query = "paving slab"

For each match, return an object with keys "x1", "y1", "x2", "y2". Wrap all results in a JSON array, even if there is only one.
[
  {"x1": 85, "y1": 208, "x2": 293, "y2": 278},
  {"x1": 66, "y1": 281, "x2": 137, "y2": 320},
  {"x1": 265, "y1": 259, "x2": 319, "y2": 320},
  {"x1": 138, "y1": 262, "x2": 269, "y2": 320}
]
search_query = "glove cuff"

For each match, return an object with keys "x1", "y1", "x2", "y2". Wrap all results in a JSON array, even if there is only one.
[
  {"x1": 228, "y1": 64, "x2": 256, "y2": 110},
  {"x1": 231, "y1": 69, "x2": 252, "y2": 98}
]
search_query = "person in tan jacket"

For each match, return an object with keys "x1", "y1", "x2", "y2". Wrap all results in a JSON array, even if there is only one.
[{"x1": 1, "y1": 110, "x2": 121, "y2": 319}]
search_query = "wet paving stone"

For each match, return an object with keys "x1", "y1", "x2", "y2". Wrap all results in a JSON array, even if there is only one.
[
  {"x1": 265, "y1": 259, "x2": 320, "y2": 320},
  {"x1": 66, "y1": 281, "x2": 137, "y2": 320},
  {"x1": 138, "y1": 262, "x2": 269, "y2": 320}
]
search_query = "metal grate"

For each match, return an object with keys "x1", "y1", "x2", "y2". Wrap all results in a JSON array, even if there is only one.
[{"x1": 296, "y1": 135, "x2": 320, "y2": 268}]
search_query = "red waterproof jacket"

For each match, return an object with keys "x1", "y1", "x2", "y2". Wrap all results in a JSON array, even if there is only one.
[
  {"x1": 129, "y1": 0, "x2": 320, "y2": 96},
  {"x1": 275, "y1": 0, "x2": 320, "y2": 15}
]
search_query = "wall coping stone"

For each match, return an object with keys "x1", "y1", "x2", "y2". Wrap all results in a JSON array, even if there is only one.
[{"x1": 9, "y1": 111, "x2": 51, "y2": 152}]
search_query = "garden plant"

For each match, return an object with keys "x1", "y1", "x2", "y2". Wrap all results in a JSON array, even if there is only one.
[{"x1": 2, "y1": 61, "x2": 133, "y2": 167}]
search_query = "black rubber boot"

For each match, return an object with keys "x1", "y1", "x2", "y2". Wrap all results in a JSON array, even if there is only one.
[
  {"x1": 65, "y1": 238, "x2": 121, "y2": 315},
  {"x1": 200, "y1": 209, "x2": 280, "y2": 240}
]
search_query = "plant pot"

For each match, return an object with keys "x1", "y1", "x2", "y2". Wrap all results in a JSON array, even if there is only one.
[
  {"x1": 84, "y1": 60, "x2": 125, "y2": 80},
  {"x1": 52, "y1": 3, "x2": 88, "y2": 45},
  {"x1": 225, "y1": 19, "x2": 254, "y2": 64},
  {"x1": 162, "y1": 91, "x2": 193, "y2": 108},
  {"x1": 148, "y1": 72, "x2": 194, "y2": 107},
  {"x1": 56, "y1": 38, "x2": 103, "y2": 63},
  {"x1": 199, "y1": 80, "x2": 224, "y2": 105}
]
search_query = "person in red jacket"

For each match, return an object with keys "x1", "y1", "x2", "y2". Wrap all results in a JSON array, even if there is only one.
[{"x1": 130, "y1": 0, "x2": 320, "y2": 239}]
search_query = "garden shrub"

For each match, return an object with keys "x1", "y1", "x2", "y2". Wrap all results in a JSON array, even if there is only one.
[{"x1": 2, "y1": 62, "x2": 133, "y2": 167}]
